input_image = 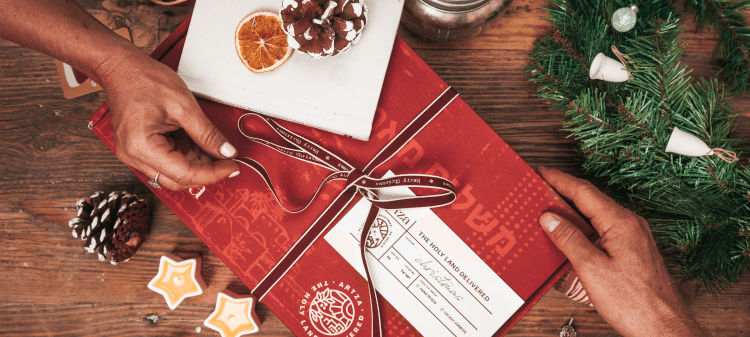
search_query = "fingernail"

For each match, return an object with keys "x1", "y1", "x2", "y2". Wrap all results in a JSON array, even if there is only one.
[
  {"x1": 229, "y1": 171, "x2": 240, "y2": 178},
  {"x1": 540, "y1": 213, "x2": 560, "y2": 232},
  {"x1": 220, "y1": 142, "x2": 236, "y2": 158}
]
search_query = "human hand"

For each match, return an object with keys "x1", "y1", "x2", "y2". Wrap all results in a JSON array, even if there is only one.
[
  {"x1": 536, "y1": 167, "x2": 706, "y2": 337},
  {"x1": 98, "y1": 52, "x2": 240, "y2": 190},
  {"x1": 0, "y1": 0, "x2": 238, "y2": 190}
]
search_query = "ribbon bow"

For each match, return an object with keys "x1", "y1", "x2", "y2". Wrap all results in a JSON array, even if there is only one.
[{"x1": 235, "y1": 87, "x2": 459, "y2": 337}]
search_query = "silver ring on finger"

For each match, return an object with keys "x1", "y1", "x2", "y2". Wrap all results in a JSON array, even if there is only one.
[{"x1": 146, "y1": 172, "x2": 163, "y2": 189}]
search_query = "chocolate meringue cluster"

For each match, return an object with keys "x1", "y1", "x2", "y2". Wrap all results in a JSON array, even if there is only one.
[{"x1": 280, "y1": 0, "x2": 368, "y2": 59}]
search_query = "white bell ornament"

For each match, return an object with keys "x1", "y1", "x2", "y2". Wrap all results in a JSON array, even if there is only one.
[
  {"x1": 590, "y1": 46, "x2": 634, "y2": 83},
  {"x1": 665, "y1": 127, "x2": 738, "y2": 163},
  {"x1": 589, "y1": 53, "x2": 630, "y2": 82}
]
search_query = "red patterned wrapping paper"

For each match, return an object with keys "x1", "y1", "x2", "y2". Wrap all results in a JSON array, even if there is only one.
[{"x1": 88, "y1": 17, "x2": 593, "y2": 336}]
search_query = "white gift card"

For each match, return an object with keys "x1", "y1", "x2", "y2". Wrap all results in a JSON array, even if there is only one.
[
  {"x1": 325, "y1": 172, "x2": 524, "y2": 337},
  {"x1": 177, "y1": 0, "x2": 404, "y2": 141}
]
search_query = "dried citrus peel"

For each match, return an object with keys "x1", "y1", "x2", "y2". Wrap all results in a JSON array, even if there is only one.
[{"x1": 235, "y1": 11, "x2": 293, "y2": 73}]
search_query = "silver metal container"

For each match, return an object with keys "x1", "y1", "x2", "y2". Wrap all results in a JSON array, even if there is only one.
[{"x1": 400, "y1": 0, "x2": 514, "y2": 42}]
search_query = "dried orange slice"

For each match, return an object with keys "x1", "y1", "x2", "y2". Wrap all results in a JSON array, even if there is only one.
[{"x1": 235, "y1": 11, "x2": 292, "y2": 73}]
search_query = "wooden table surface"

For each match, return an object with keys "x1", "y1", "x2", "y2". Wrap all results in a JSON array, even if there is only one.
[{"x1": 2, "y1": 0, "x2": 749, "y2": 336}]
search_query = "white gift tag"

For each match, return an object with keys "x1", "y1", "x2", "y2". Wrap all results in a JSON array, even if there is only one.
[{"x1": 325, "y1": 172, "x2": 524, "y2": 337}]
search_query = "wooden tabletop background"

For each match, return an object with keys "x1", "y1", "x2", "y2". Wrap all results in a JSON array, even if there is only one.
[{"x1": 1, "y1": 0, "x2": 749, "y2": 336}]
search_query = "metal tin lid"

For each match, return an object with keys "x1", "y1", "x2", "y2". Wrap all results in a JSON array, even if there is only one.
[{"x1": 418, "y1": 0, "x2": 494, "y2": 12}]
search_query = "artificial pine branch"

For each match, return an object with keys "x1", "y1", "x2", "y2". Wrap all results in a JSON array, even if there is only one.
[
  {"x1": 528, "y1": 0, "x2": 750, "y2": 293},
  {"x1": 685, "y1": 0, "x2": 750, "y2": 93}
]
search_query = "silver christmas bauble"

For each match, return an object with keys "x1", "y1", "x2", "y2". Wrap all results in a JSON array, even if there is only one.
[{"x1": 612, "y1": 5, "x2": 638, "y2": 32}]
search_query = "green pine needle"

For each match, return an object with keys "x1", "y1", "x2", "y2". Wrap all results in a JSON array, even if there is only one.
[{"x1": 528, "y1": 0, "x2": 750, "y2": 293}]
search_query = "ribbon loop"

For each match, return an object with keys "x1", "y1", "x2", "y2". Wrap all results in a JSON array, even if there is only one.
[
  {"x1": 611, "y1": 45, "x2": 636, "y2": 80},
  {"x1": 238, "y1": 112, "x2": 352, "y2": 171},
  {"x1": 711, "y1": 148, "x2": 739, "y2": 163},
  {"x1": 611, "y1": 45, "x2": 630, "y2": 67},
  {"x1": 363, "y1": 192, "x2": 456, "y2": 210},
  {"x1": 234, "y1": 157, "x2": 347, "y2": 214},
  {"x1": 356, "y1": 174, "x2": 455, "y2": 190},
  {"x1": 354, "y1": 174, "x2": 456, "y2": 209}
]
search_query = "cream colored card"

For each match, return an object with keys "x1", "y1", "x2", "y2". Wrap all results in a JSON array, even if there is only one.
[
  {"x1": 177, "y1": 0, "x2": 404, "y2": 141},
  {"x1": 325, "y1": 172, "x2": 525, "y2": 337}
]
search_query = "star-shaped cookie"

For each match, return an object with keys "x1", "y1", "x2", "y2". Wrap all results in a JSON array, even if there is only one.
[
  {"x1": 147, "y1": 255, "x2": 206, "y2": 310},
  {"x1": 204, "y1": 290, "x2": 261, "y2": 337}
]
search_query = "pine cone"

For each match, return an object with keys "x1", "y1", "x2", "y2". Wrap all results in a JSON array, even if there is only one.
[
  {"x1": 69, "y1": 191, "x2": 150, "y2": 265},
  {"x1": 280, "y1": 0, "x2": 368, "y2": 59}
]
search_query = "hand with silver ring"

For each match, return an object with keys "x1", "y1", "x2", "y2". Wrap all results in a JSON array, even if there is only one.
[
  {"x1": 103, "y1": 56, "x2": 242, "y2": 191},
  {"x1": 0, "y1": 0, "x2": 242, "y2": 191},
  {"x1": 146, "y1": 172, "x2": 163, "y2": 189}
]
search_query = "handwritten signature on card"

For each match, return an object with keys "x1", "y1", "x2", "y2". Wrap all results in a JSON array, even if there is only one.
[{"x1": 414, "y1": 259, "x2": 464, "y2": 301}]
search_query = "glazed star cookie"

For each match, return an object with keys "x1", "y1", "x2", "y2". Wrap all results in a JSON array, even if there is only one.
[
  {"x1": 204, "y1": 290, "x2": 261, "y2": 337},
  {"x1": 148, "y1": 255, "x2": 206, "y2": 310}
]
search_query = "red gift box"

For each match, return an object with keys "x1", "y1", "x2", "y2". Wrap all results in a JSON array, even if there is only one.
[{"x1": 89, "y1": 17, "x2": 593, "y2": 336}]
